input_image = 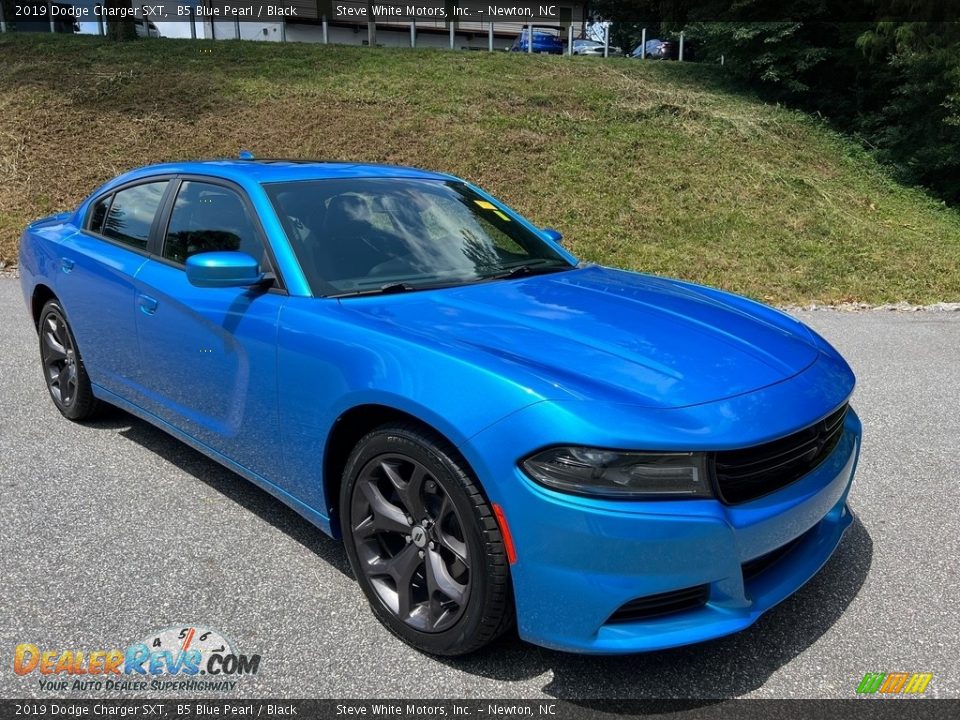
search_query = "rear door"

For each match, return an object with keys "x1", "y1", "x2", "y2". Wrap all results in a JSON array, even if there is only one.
[
  {"x1": 132, "y1": 177, "x2": 287, "y2": 482},
  {"x1": 56, "y1": 179, "x2": 171, "y2": 397}
]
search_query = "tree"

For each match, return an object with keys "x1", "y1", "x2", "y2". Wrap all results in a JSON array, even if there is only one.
[
  {"x1": 855, "y1": 20, "x2": 960, "y2": 200},
  {"x1": 1, "y1": 0, "x2": 16, "y2": 30},
  {"x1": 105, "y1": 0, "x2": 138, "y2": 41}
]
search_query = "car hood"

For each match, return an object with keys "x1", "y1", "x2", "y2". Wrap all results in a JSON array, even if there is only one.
[{"x1": 340, "y1": 266, "x2": 821, "y2": 409}]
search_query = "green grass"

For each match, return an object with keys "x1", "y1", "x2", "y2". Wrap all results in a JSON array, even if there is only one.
[{"x1": 2, "y1": 33, "x2": 960, "y2": 303}]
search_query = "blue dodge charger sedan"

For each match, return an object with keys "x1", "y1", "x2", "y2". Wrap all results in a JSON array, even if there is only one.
[{"x1": 19, "y1": 158, "x2": 861, "y2": 656}]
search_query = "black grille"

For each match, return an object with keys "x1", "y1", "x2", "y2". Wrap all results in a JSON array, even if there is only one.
[
  {"x1": 714, "y1": 404, "x2": 848, "y2": 505},
  {"x1": 741, "y1": 526, "x2": 815, "y2": 581},
  {"x1": 606, "y1": 585, "x2": 709, "y2": 624}
]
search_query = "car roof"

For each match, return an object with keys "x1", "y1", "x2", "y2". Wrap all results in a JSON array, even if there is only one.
[{"x1": 108, "y1": 159, "x2": 457, "y2": 189}]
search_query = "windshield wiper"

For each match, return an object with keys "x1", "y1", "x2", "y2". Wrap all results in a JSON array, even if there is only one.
[
  {"x1": 329, "y1": 282, "x2": 431, "y2": 298},
  {"x1": 329, "y1": 266, "x2": 570, "y2": 298},
  {"x1": 379, "y1": 282, "x2": 417, "y2": 294},
  {"x1": 485, "y1": 264, "x2": 572, "y2": 281}
]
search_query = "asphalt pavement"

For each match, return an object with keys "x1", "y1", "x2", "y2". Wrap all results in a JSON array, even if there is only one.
[{"x1": 1, "y1": 274, "x2": 958, "y2": 700}]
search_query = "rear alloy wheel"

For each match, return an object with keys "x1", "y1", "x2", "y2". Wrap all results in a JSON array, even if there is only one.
[
  {"x1": 38, "y1": 300, "x2": 98, "y2": 420},
  {"x1": 341, "y1": 423, "x2": 513, "y2": 656}
]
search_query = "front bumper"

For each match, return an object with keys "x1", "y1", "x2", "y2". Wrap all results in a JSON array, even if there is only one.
[{"x1": 471, "y1": 409, "x2": 861, "y2": 654}]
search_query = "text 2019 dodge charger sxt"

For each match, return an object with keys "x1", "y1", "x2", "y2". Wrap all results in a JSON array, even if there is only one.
[{"x1": 19, "y1": 159, "x2": 861, "y2": 656}]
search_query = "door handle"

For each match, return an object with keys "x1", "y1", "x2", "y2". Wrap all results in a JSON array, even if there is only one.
[
  {"x1": 61, "y1": 258, "x2": 75, "y2": 273},
  {"x1": 138, "y1": 294, "x2": 159, "y2": 315}
]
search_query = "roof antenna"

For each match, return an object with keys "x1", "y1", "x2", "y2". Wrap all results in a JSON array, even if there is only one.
[{"x1": 238, "y1": 150, "x2": 255, "y2": 160}]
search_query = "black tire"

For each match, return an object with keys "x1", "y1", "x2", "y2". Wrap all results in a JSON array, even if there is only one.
[
  {"x1": 38, "y1": 300, "x2": 99, "y2": 421},
  {"x1": 340, "y1": 422, "x2": 514, "y2": 656}
]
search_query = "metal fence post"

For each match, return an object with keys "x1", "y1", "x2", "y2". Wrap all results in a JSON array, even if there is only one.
[
  {"x1": 367, "y1": 20, "x2": 374, "y2": 47},
  {"x1": 47, "y1": 0, "x2": 54, "y2": 32},
  {"x1": 0, "y1": 2, "x2": 7, "y2": 33},
  {"x1": 98, "y1": 12, "x2": 105, "y2": 36},
  {"x1": 280, "y1": 19, "x2": 286, "y2": 42},
  {"x1": 603, "y1": 22, "x2": 609, "y2": 57},
  {"x1": 449, "y1": 21, "x2": 454, "y2": 49},
  {"x1": 679, "y1": 31, "x2": 684, "y2": 61},
  {"x1": 410, "y1": 20, "x2": 415, "y2": 47},
  {"x1": 188, "y1": 7, "x2": 195, "y2": 39},
  {"x1": 568, "y1": 24, "x2": 572, "y2": 56},
  {"x1": 234, "y1": 18, "x2": 240, "y2": 39},
  {"x1": 322, "y1": 15, "x2": 328, "y2": 43},
  {"x1": 488, "y1": 22, "x2": 493, "y2": 52},
  {"x1": 527, "y1": 22, "x2": 532, "y2": 53},
  {"x1": 640, "y1": 27, "x2": 646, "y2": 60}
]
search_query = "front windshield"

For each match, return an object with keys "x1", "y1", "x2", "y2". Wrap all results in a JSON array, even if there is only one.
[{"x1": 264, "y1": 178, "x2": 572, "y2": 296}]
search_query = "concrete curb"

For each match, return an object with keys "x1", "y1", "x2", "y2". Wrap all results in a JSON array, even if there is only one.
[{"x1": 782, "y1": 302, "x2": 960, "y2": 313}]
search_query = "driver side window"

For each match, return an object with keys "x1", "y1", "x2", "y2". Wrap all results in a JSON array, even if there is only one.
[{"x1": 162, "y1": 181, "x2": 265, "y2": 266}]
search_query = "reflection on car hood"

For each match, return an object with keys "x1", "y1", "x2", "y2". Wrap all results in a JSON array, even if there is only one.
[{"x1": 341, "y1": 266, "x2": 821, "y2": 409}]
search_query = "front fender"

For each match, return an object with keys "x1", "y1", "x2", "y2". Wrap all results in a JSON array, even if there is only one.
[{"x1": 276, "y1": 297, "x2": 546, "y2": 515}]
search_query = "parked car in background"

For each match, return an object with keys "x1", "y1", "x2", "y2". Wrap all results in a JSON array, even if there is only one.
[
  {"x1": 134, "y1": 20, "x2": 161, "y2": 38},
  {"x1": 510, "y1": 28, "x2": 565, "y2": 55},
  {"x1": 572, "y1": 39, "x2": 623, "y2": 56},
  {"x1": 630, "y1": 39, "x2": 676, "y2": 59}
]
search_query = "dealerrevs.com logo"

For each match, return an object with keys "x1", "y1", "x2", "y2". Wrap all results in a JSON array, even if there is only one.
[{"x1": 13, "y1": 626, "x2": 261, "y2": 692}]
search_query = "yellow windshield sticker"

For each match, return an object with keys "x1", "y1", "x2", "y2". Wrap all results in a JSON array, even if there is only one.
[{"x1": 474, "y1": 200, "x2": 511, "y2": 222}]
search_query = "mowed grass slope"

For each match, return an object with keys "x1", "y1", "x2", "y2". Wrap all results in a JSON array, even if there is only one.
[{"x1": 2, "y1": 34, "x2": 959, "y2": 304}]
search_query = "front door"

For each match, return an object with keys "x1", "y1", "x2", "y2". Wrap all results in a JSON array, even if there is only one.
[{"x1": 132, "y1": 178, "x2": 286, "y2": 482}]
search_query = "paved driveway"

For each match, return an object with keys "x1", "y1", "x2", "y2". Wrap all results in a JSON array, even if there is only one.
[{"x1": 1, "y1": 275, "x2": 957, "y2": 699}]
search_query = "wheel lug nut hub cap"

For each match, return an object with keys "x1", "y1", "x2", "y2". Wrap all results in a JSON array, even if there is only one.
[{"x1": 410, "y1": 525, "x2": 428, "y2": 548}]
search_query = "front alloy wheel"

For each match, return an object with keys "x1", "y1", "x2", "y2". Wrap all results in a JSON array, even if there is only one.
[
  {"x1": 351, "y1": 454, "x2": 470, "y2": 632},
  {"x1": 341, "y1": 423, "x2": 513, "y2": 656}
]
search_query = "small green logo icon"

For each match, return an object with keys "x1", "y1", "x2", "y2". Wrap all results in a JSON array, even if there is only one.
[{"x1": 856, "y1": 672, "x2": 932, "y2": 695}]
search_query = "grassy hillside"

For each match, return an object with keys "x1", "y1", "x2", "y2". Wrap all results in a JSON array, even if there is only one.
[{"x1": 2, "y1": 33, "x2": 959, "y2": 304}]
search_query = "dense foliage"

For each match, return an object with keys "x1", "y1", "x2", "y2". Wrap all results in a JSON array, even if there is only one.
[{"x1": 590, "y1": 1, "x2": 960, "y2": 203}]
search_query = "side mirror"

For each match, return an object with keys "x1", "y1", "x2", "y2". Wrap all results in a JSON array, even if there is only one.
[
  {"x1": 186, "y1": 251, "x2": 264, "y2": 288},
  {"x1": 542, "y1": 227, "x2": 564, "y2": 246}
]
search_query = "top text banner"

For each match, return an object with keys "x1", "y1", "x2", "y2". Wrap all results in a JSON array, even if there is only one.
[{"x1": 12, "y1": 1, "x2": 957, "y2": 23}]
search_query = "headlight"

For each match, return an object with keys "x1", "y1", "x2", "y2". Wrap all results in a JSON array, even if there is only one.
[{"x1": 521, "y1": 447, "x2": 713, "y2": 499}]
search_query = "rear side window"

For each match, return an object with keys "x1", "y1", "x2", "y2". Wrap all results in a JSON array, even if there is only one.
[
  {"x1": 162, "y1": 181, "x2": 263, "y2": 265},
  {"x1": 101, "y1": 181, "x2": 169, "y2": 251}
]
